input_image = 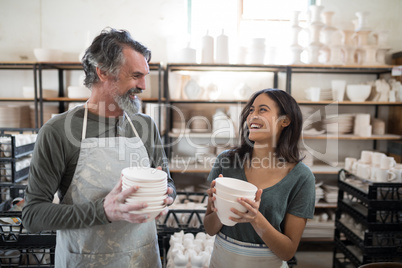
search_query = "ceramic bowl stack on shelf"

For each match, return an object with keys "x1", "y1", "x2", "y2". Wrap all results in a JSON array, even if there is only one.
[
  {"x1": 323, "y1": 114, "x2": 354, "y2": 134},
  {"x1": 213, "y1": 177, "x2": 257, "y2": 226},
  {"x1": 121, "y1": 167, "x2": 168, "y2": 221}
]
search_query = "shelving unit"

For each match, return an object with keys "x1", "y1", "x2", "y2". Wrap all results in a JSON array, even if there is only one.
[
  {"x1": 164, "y1": 63, "x2": 401, "y2": 244},
  {"x1": 332, "y1": 169, "x2": 402, "y2": 267},
  {"x1": 35, "y1": 62, "x2": 165, "y2": 129}
]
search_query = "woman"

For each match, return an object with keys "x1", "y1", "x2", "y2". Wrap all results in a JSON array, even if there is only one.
[{"x1": 204, "y1": 88, "x2": 315, "y2": 267}]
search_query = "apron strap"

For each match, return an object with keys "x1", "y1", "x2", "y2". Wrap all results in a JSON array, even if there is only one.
[
  {"x1": 124, "y1": 111, "x2": 140, "y2": 137},
  {"x1": 82, "y1": 104, "x2": 140, "y2": 140}
]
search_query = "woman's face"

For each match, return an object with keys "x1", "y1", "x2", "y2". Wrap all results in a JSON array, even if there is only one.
[{"x1": 246, "y1": 93, "x2": 288, "y2": 146}]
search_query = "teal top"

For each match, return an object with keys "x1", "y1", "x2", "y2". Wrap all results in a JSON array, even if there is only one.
[{"x1": 207, "y1": 151, "x2": 315, "y2": 244}]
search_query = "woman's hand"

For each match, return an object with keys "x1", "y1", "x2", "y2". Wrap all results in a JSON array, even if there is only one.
[
  {"x1": 229, "y1": 189, "x2": 263, "y2": 224},
  {"x1": 206, "y1": 180, "x2": 217, "y2": 214},
  {"x1": 206, "y1": 174, "x2": 223, "y2": 215}
]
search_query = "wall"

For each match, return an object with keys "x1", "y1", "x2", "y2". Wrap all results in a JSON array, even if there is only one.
[{"x1": 1, "y1": 0, "x2": 401, "y2": 63}]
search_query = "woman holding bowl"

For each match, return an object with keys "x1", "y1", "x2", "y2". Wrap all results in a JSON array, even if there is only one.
[{"x1": 204, "y1": 88, "x2": 315, "y2": 267}]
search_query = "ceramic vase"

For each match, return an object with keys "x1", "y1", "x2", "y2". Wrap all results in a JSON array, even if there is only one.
[
  {"x1": 290, "y1": 45, "x2": 304, "y2": 64},
  {"x1": 291, "y1": 10, "x2": 301, "y2": 26},
  {"x1": 321, "y1": 11, "x2": 338, "y2": 46},
  {"x1": 291, "y1": 25, "x2": 303, "y2": 46},
  {"x1": 376, "y1": 47, "x2": 391, "y2": 65},
  {"x1": 308, "y1": 23, "x2": 324, "y2": 46},
  {"x1": 309, "y1": 5, "x2": 324, "y2": 24},
  {"x1": 362, "y1": 45, "x2": 378, "y2": 65},
  {"x1": 353, "y1": 30, "x2": 371, "y2": 47},
  {"x1": 342, "y1": 45, "x2": 357, "y2": 65},
  {"x1": 328, "y1": 45, "x2": 343, "y2": 65},
  {"x1": 355, "y1": 11, "x2": 371, "y2": 31},
  {"x1": 342, "y1": 30, "x2": 357, "y2": 46},
  {"x1": 306, "y1": 44, "x2": 321, "y2": 64}
]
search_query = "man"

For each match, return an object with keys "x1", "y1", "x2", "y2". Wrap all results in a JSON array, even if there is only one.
[{"x1": 22, "y1": 28, "x2": 175, "y2": 267}]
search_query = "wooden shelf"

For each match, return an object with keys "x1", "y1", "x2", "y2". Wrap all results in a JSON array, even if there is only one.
[
  {"x1": 297, "y1": 100, "x2": 402, "y2": 105},
  {"x1": 0, "y1": 98, "x2": 36, "y2": 102},
  {"x1": 303, "y1": 133, "x2": 402, "y2": 140},
  {"x1": 168, "y1": 132, "x2": 237, "y2": 139},
  {"x1": 169, "y1": 162, "x2": 341, "y2": 175}
]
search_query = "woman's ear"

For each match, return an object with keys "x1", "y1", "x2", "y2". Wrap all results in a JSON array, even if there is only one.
[
  {"x1": 281, "y1": 115, "x2": 291, "y2": 128},
  {"x1": 96, "y1": 67, "x2": 108, "y2": 82}
]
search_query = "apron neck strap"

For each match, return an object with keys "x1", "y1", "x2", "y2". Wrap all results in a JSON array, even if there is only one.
[{"x1": 82, "y1": 104, "x2": 140, "y2": 140}]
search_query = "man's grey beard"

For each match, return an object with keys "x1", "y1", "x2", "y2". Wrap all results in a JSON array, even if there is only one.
[{"x1": 114, "y1": 88, "x2": 142, "y2": 118}]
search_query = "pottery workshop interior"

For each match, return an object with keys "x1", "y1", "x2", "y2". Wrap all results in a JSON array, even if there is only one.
[{"x1": 0, "y1": 0, "x2": 401, "y2": 267}]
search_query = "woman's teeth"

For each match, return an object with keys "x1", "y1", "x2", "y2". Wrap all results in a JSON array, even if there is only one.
[{"x1": 250, "y1": 123, "x2": 261, "y2": 129}]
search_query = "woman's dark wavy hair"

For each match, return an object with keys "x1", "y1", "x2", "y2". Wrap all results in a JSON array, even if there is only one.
[
  {"x1": 82, "y1": 27, "x2": 151, "y2": 88},
  {"x1": 227, "y1": 88, "x2": 303, "y2": 164}
]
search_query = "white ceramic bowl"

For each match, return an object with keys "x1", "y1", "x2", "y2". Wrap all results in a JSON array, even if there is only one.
[
  {"x1": 129, "y1": 206, "x2": 166, "y2": 222},
  {"x1": 33, "y1": 48, "x2": 63, "y2": 62},
  {"x1": 127, "y1": 194, "x2": 167, "y2": 203},
  {"x1": 215, "y1": 177, "x2": 257, "y2": 197},
  {"x1": 122, "y1": 167, "x2": 167, "y2": 182},
  {"x1": 122, "y1": 178, "x2": 167, "y2": 188},
  {"x1": 126, "y1": 199, "x2": 164, "y2": 207},
  {"x1": 346, "y1": 85, "x2": 371, "y2": 102},
  {"x1": 214, "y1": 194, "x2": 247, "y2": 226},
  {"x1": 215, "y1": 188, "x2": 255, "y2": 202}
]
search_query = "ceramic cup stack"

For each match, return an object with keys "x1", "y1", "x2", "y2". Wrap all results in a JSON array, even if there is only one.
[
  {"x1": 345, "y1": 150, "x2": 400, "y2": 183},
  {"x1": 121, "y1": 167, "x2": 168, "y2": 221},
  {"x1": 213, "y1": 177, "x2": 257, "y2": 226},
  {"x1": 354, "y1": 113, "x2": 371, "y2": 137}
]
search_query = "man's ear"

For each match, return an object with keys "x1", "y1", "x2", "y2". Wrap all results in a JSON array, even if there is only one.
[{"x1": 96, "y1": 67, "x2": 108, "y2": 82}]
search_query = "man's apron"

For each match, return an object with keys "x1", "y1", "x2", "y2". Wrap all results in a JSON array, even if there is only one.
[
  {"x1": 209, "y1": 232, "x2": 288, "y2": 268},
  {"x1": 55, "y1": 106, "x2": 161, "y2": 267}
]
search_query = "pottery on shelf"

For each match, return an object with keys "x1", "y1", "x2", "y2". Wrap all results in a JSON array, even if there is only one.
[
  {"x1": 321, "y1": 11, "x2": 339, "y2": 46},
  {"x1": 291, "y1": 10, "x2": 301, "y2": 26},
  {"x1": 290, "y1": 45, "x2": 304, "y2": 64},
  {"x1": 306, "y1": 44, "x2": 322, "y2": 64},
  {"x1": 355, "y1": 11, "x2": 371, "y2": 32},
  {"x1": 362, "y1": 45, "x2": 378, "y2": 65},
  {"x1": 309, "y1": 5, "x2": 324, "y2": 24},
  {"x1": 342, "y1": 45, "x2": 357, "y2": 65},
  {"x1": 327, "y1": 45, "x2": 343, "y2": 65},
  {"x1": 372, "y1": 30, "x2": 389, "y2": 47},
  {"x1": 353, "y1": 30, "x2": 371, "y2": 47},
  {"x1": 376, "y1": 47, "x2": 391, "y2": 65},
  {"x1": 308, "y1": 23, "x2": 324, "y2": 46},
  {"x1": 342, "y1": 30, "x2": 357, "y2": 46}
]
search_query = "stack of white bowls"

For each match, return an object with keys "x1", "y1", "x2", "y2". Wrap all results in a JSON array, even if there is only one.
[
  {"x1": 121, "y1": 167, "x2": 168, "y2": 221},
  {"x1": 324, "y1": 113, "x2": 354, "y2": 134},
  {"x1": 213, "y1": 177, "x2": 257, "y2": 226}
]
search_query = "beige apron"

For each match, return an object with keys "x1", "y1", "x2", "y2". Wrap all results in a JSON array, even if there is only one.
[
  {"x1": 55, "y1": 106, "x2": 161, "y2": 268},
  {"x1": 209, "y1": 232, "x2": 288, "y2": 268}
]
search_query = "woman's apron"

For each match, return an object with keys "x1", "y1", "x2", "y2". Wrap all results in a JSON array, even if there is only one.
[
  {"x1": 55, "y1": 106, "x2": 161, "y2": 268},
  {"x1": 209, "y1": 232, "x2": 288, "y2": 268}
]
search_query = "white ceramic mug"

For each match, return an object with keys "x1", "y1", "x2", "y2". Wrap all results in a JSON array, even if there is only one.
[
  {"x1": 331, "y1": 80, "x2": 347, "y2": 101},
  {"x1": 344, "y1": 157, "x2": 357, "y2": 172},
  {"x1": 355, "y1": 113, "x2": 370, "y2": 127},
  {"x1": 380, "y1": 156, "x2": 396, "y2": 169},
  {"x1": 370, "y1": 166, "x2": 381, "y2": 181},
  {"x1": 356, "y1": 162, "x2": 371, "y2": 179},
  {"x1": 359, "y1": 125, "x2": 372, "y2": 137},
  {"x1": 371, "y1": 152, "x2": 386, "y2": 167},
  {"x1": 389, "y1": 164, "x2": 402, "y2": 183},
  {"x1": 373, "y1": 168, "x2": 396, "y2": 182},
  {"x1": 360, "y1": 150, "x2": 373, "y2": 164},
  {"x1": 310, "y1": 87, "x2": 321, "y2": 101}
]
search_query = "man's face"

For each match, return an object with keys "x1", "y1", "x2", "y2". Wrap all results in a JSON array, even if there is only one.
[{"x1": 110, "y1": 47, "x2": 150, "y2": 116}]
